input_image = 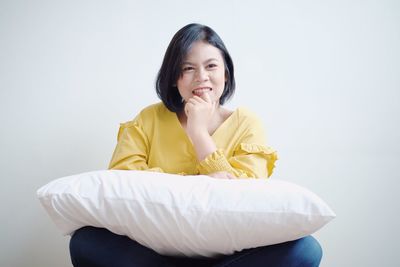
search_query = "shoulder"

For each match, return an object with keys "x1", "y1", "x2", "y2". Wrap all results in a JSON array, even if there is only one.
[
  {"x1": 235, "y1": 107, "x2": 264, "y2": 127},
  {"x1": 136, "y1": 102, "x2": 168, "y2": 120},
  {"x1": 121, "y1": 102, "x2": 170, "y2": 128}
]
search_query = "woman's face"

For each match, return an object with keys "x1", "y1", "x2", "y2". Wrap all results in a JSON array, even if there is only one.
[{"x1": 177, "y1": 41, "x2": 226, "y2": 103}]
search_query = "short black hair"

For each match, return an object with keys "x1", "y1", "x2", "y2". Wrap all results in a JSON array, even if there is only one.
[{"x1": 156, "y1": 23, "x2": 235, "y2": 113}]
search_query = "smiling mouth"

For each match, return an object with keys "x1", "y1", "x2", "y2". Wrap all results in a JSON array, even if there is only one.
[{"x1": 192, "y1": 87, "x2": 212, "y2": 96}]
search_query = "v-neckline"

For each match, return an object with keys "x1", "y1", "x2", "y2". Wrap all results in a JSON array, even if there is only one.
[{"x1": 172, "y1": 108, "x2": 238, "y2": 139}]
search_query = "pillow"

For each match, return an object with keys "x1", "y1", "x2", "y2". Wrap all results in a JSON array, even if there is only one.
[{"x1": 37, "y1": 170, "x2": 335, "y2": 257}]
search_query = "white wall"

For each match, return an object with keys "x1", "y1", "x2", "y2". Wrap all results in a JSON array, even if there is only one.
[{"x1": 1, "y1": 0, "x2": 399, "y2": 266}]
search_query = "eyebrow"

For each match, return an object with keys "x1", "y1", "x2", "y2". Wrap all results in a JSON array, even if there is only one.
[{"x1": 182, "y1": 58, "x2": 220, "y2": 65}]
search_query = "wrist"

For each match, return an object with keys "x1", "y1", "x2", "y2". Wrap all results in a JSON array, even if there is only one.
[
  {"x1": 187, "y1": 127, "x2": 209, "y2": 140},
  {"x1": 187, "y1": 130, "x2": 216, "y2": 161}
]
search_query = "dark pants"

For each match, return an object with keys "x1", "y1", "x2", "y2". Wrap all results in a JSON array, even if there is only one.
[{"x1": 70, "y1": 226, "x2": 322, "y2": 267}]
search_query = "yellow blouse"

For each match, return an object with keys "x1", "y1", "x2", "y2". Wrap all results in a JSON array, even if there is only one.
[{"x1": 108, "y1": 102, "x2": 277, "y2": 178}]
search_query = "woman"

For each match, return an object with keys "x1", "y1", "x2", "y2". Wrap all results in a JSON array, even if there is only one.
[{"x1": 69, "y1": 23, "x2": 322, "y2": 267}]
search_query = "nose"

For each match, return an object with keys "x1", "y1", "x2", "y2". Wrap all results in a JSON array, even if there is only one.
[{"x1": 195, "y1": 67, "x2": 209, "y2": 82}]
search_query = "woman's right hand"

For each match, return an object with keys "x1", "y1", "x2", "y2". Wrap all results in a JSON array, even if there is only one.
[
  {"x1": 184, "y1": 92, "x2": 216, "y2": 137},
  {"x1": 208, "y1": 171, "x2": 235, "y2": 179}
]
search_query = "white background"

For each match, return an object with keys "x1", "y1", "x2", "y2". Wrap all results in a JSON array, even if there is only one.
[{"x1": 1, "y1": 0, "x2": 399, "y2": 266}]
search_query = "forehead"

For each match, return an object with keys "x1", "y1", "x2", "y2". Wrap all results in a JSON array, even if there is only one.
[{"x1": 183, "y1": 41, "x2": 224, "y2": 62}]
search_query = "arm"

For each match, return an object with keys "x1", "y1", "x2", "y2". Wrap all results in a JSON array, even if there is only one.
[
  {"x1": 108, "y1": 120, "x2": 164, "y2": 172},
  {"x1": 184, "y1": 94, "x2": 277, "y2": 179},
  {"x1": 189, "y1": 131, "x2": 235, "y2": 179},
  {"x1": 184, "y1": 94, "x2": 235, "y2": 179},
  {"x1": 197, "y1": 145, "x2": 277, "y2": 178}
]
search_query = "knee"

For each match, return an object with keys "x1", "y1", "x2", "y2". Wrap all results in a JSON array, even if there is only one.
[
  {"x1": 292, "y1": 236, "x2": 323, "y2": 267},
  {"x1": 69, "y1": 226, "x2": 97, "y2": 266}
]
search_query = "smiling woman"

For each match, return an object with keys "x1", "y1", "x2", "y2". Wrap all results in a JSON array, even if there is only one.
[
  {"x1": 177, "y1": 41, "x2": 230, "y2": 155},
  {"x1": 68, "y1": 23, "x2": 322, "y2": 267},
  {"x1": 177, "y1": 42, "x2": 226, "y2": 101},
  {"x1": 156, "y1": 23, "x2": 235, "y2": 113}
]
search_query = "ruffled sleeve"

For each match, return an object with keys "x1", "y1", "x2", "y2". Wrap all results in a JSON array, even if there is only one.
[
  {"x1": 197, "y1": 149, "x2": 233, "y2": 174},
  {"x1": 197, "y1": 144, "x2": 277, "y2": 178},
  {"x1": 230, "y1": 143, "x2": 278, "y2": 178},
  {"x1": 108, "y1": 120, "x2": 164, "y2": 173}
]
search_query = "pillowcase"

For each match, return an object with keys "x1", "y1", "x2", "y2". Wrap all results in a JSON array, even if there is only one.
[{"x1": 37, "y1": 170, "x2": 335, "y2": 257}]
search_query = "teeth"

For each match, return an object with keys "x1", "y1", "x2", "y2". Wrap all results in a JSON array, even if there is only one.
[{"x1": 192, "y1": 88, "x2": 212, "y2": 94}]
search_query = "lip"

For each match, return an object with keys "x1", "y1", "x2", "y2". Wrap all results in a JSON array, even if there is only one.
[{"x1": 192, "y1": 87, "x2": 212, "y2": 95}]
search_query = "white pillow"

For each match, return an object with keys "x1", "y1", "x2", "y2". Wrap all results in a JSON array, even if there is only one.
[{"x1": 37, "y1": 170, "x2": 335, "y2": 257}]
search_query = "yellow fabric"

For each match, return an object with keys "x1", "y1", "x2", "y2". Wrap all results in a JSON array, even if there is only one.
[{"x1": 108, "y1": 102, "x2": 278, "y2": 178}]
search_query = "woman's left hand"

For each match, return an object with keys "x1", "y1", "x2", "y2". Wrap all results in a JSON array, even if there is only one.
[{"x1": 208, "y1": 171, "x2": 235, "y2": 179}]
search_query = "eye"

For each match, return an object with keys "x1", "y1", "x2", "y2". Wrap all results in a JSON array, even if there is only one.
[
  {"x1": 182, "y1": 66, "x2": 194, "y2": 72},
  {"x1": 207, "y1": 63, "x2": 218, "y2": 69}
]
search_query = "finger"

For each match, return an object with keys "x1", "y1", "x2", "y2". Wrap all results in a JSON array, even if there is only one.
[
  {"x1": 184, "y1": 102, "x2": 194, "y2": 115},
  {"x1": 224, "y1": 173, "x2": 234, "y2": 179},
  {"x1": 214, "y1": 172, "x2": 234, "y2": 180},
  {"x1": 187, "y1": 96, "x2": 202, "y2": 104},
  {"x1": 194, "y1": 91, "x2": 210, "y2": 103},
  {"x1": 190, "y1": 96, "x2": 205, "y2": 104},
  {"x1": 208, "y1": 172, "x2": 224, "y2": 179},
  {"x1": 201, "y1": 91, "x2": 211, "y2": 103}
]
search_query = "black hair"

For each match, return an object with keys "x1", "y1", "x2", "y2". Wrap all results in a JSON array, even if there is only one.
[{"x1": 156, "y1": 23, "x2": 235, "y2": 113}]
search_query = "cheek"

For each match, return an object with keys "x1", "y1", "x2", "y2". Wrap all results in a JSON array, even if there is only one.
[
  {"x1": 176, "y1": 79, "x2": 185, "y2": 90},
  {"x1": 177, "y1": 74, "x2": 191, "y2": 88},
  {"x1": 214, "y1": 70, "x2": 226, "y2": 87},
  {"x1": 176, "y1": 77, "x2": 191, "y2": 99}
]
